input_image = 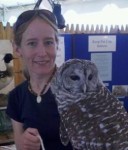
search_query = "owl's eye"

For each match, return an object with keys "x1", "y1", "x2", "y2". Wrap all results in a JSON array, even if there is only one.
[
  {"x1": 88, "y1": 74, "x2": 93, "y2": 80},
  {"x1": 70, "y1": 75, "x2": 80, "y2": 81}
]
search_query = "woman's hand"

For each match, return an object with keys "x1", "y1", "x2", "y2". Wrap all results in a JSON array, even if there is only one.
[{"x1": 20, "y1": 128, "x2": 41, "y2": 150}]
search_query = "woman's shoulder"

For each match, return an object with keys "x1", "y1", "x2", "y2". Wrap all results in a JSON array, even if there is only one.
[{"x1": 10, "y1": 80, "x2": 28, "y2": 94}]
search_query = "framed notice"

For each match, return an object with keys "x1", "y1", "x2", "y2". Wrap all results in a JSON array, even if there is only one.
[
  {"x1": 91, "y1": 53, "x2": 112, "y2": 81},
  {"x1": 55, "y1": 36, "x2": 65, "y2": 67},
  {"x1": 88, "y1": 35, "x2": 116, "y2": 52}
]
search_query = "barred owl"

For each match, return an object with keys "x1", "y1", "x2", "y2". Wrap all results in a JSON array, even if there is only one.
[{"x1": 51, "y1": 59, "x2": 128, "y2": 150}]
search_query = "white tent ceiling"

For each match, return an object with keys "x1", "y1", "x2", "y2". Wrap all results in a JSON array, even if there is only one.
[
  {"x1": 0, "y1": 0, "x2": 95, "y2": 9},
  {"x1": 0, "y1": 0, "x2": 36, "y2": 8},
  {"x1": 0, "y1": 0, "x2": 95, "y2": 23},
  {"x1": 0, "y1": 0, "x2": 128, "y2": 27}
]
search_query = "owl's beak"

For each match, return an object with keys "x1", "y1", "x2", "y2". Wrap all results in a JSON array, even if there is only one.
[{"x1": 83, "y1": 84, "x2": 87, "y2": 93}]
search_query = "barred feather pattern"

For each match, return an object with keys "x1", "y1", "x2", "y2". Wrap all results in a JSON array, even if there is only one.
[{"x1": 51, "y1": 59, "x2": 128, "y2": 150}]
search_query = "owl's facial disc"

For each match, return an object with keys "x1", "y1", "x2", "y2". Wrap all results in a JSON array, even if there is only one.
[{"x1": 62, "y1": 65, "x2": 86, "y2": 94}]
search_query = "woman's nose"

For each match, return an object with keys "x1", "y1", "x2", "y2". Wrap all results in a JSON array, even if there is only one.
[{"x1": 37, "y1": 43, "x2": 47, "y2": 55}]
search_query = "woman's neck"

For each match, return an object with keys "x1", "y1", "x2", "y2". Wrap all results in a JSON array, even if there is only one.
[{"x1": 29, "y1": 67, "x2": 56, "y2": 95}]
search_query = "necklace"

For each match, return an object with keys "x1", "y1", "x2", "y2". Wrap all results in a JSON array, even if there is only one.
[{"x1": 28, "y1": 67, "x2": 56, "y2": 103}]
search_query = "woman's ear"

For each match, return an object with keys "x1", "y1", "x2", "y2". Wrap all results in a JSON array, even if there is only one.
[{"x1": 12, "y1": 41, "x2": 22, "y2": 57}]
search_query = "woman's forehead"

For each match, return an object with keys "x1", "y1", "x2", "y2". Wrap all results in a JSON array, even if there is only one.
[
  {"x1": 25, "y1": 18, "x2": 55, "y2": 32},
  {"x1": 22, "y1": 18, "x2": 56, "y2": 40}
]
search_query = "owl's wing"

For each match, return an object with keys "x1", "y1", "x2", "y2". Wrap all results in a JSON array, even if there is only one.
[{"x1": 60, "y1": 119, "x2": 70, "y2": 146}]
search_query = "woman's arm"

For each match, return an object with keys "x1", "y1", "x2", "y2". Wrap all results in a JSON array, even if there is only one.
[{"x1": 11, "y1": 119, "x2": 41, "y2": 150}]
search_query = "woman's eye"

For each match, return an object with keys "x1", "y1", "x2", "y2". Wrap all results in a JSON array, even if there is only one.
[
  {"x1": 28, "y1": 42, "x2": 37, "y2": 47},
  {"x1": 45, "y1": 40, "x2": 54, "y2": 46}
]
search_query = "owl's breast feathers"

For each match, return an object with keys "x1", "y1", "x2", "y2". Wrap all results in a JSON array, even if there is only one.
[{"x1": 60, "y1": 86, "x2": 128, "y2": 150}]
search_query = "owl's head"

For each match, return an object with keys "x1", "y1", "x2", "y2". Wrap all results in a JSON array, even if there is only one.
[{"x1": 51, "y1": 59, "x2": 104, "y2": 96}]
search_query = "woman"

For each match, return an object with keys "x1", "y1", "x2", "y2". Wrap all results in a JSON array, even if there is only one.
[{"x1": 6, "y1": 9, "x2": 73, "y2": 150}]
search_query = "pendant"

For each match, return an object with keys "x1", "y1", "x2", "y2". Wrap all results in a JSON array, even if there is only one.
[{"x1": 37, "y1": 95, "x2": 42, "y2": 103}]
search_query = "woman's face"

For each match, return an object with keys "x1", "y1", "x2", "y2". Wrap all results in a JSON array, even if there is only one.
[{"x1": 16, "y1": 18, "x2": 58, "y2": 76}]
